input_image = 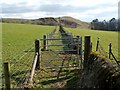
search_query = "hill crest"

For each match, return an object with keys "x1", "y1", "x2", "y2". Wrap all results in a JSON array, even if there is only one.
[{"x1": 1, "y1": 16, "x2": 90, "y2": 28}]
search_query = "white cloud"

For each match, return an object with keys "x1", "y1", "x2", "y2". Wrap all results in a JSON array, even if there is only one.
[
  {"x1": 64, "y1": 0, "x2": 117, "y2": 6},
  {"x1": 82, "y1": 6, "x2": 118, "y2": 15},
  {"x1": 1, "y1": 0, "x2": 119, "y2": 22},
  {"x1": 1, "y1": 0, "x2": 119, "y2": 6},
  {"x1": 1, "y1": 0, "x2": 24, "y2": 4}
]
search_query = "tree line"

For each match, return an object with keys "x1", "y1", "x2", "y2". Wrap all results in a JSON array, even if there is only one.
[{"x1": 91, "y1": 18, "x2": 119, "y2": 31}]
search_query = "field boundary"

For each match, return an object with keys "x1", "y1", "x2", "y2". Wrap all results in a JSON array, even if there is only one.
[{"x1": 2, "y1": 25, "x2": 120, "y2": 89}]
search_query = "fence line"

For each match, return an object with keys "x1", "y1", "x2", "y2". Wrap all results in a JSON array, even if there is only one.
[
  {"x1": 2, "y1": 25, "x2": 119, "y2": 89},
  {"x1": 10, "y1": 52, "x2": 34, "y2": 88},
  {"x1": 11, "y1": 52, "x2": 34, "y2": 76},
  {"x1": 10, "y1": 46, "x2": 34, "y2": 68},
  {"x1": 96, "y1": 38, "x2": 119, "y2": 65},
  {"x1": 3, "y1": 42, "x2": 34, "y2": 62},
  {"x1": 2, "y1": 42, "x2": 35, "y2": 89}
]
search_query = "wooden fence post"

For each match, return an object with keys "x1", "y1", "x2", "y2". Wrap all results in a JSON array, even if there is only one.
[
  {"x1": 80, "y1": 36, "x2": 83, "y2": 69},
  {"x1": 109, "y1": 43, "x2": 112, "y2": 59},
  {"x1": 76, "y1": 36, "x2": 80, "y2": 55},
  {"x1": 84, "y1": 36, "x2": 91, "y2": 69},
  {"x1": 90, "y1": 42, "x2": 92, "y2": 52},
  {"x1": 43, "y1": 35, "x2": 47, "y2": 50},
  {"x1": 3, "y1": 62, "x2": 11, "y2": 90},
  {"x1": 96, "y1": 38, "x2": 99, "y2": 51},
  {"x1": 35, "y1": 39, "x2": 40, "y2": 69},
  {"x1": 46, "y1": 34, "x2": 48, "y2": 48},
  {"x1": 76, "y1": 36, "x2": 80, "y2": 68}
]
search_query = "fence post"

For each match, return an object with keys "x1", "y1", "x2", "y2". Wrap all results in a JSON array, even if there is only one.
[
  {"x1": 46, "y1": 34, "x2": 48, "y2": 49},
  {"x1": 35, "y1": 39, "x2": 40, "y2": 69},
  {"x1": 76, "y1": 36, "x2": 80, "y2": 55},
  {"x1": 90, "y1": 42, "x2": 92, "y2": 52},
  {"x1": 96, "y1": 38, "x2": 99, "y2": 51},
  {"x1": 80, "y1": 36, "x2": 83, "y2": 69},
  {"x1": 84, "y1": 36, "x2": 91, "y2": 69},
  {"x1": 3, "y1": 62, "x2": 11, "y2": 90},
  {"x1": 76, "y1": 36, "x2": 80, "y2": 68},
  {"x1": 43, "y1": 35, "x2": 47, "y2": 50},
  {"x1": 109, "y1": 43, "x2": 112, "y2": 59}
]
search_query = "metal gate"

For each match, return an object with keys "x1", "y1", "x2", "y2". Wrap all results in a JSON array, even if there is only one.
[{"x1": 39, "y1": 34, "x2": 83, "y2": 73}]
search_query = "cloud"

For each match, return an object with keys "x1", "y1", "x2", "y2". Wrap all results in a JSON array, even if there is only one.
[
  {"x1": 39, "y1": 4, "x2": 95, "y2": 13},
  {"x1": 2, "y1": 3, "x2": 32, "y2": 13},
  {"x1": 1, "y1": 0, "x2": 119, "y2": 22},
  {"x1": 1, "y1": 2, "x2": 93, "y2": 14}
]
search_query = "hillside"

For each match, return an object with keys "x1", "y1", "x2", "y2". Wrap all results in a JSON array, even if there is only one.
[
  {"x1": 59, "y1": 16, "x2": 90, "y2": 28},
  {"x1": 1, "y1": 16, "x2": 90, "y2": 28}
]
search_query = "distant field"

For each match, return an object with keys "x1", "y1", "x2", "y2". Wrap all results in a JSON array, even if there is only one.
[
  {"x1": 0, "y1": 23, "x2": 2, "y2": 54},
  {"x1": 2, "y1": 23, "x2": 54, "y2": 61},
  {"x1": 2, "y1": 23, "x2": 118, "y2": 61},
  {"x1": 65, "y1": 27, "x2": 118, "y2": 58}
]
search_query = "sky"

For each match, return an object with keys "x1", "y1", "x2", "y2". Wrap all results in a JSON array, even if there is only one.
[{"x1": 0, "y1": 0, "x2": 119, "y2": 22}]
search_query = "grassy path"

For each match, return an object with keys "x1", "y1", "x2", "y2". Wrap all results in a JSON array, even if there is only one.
[{"x1": 32, "y1": 26, "x2": 81, "y2": 88}]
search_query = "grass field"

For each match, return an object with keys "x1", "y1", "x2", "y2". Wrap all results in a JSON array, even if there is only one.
[
  {"x1": 2, "y1": 23, "x2": 54, "y2": 61},
  {"x1": 2, "y1": 23, "x2": 118, "y2": 60},
  {"x1": 66, "y1": 28, "x2": 118, "y2": 58},
  {"x1": 2, "y1": 23, "x2": 55, "y2": 88},
  {"x1": 2, "y1": 23, "x2": 119, "y2": 88},
  {"x1": 0, "y1": 23, "x2": 2, "y2": 57}
]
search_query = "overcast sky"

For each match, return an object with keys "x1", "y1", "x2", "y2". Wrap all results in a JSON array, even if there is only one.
[{"x1": 0, "y1": 0, "x2": 119, "y2": 22}]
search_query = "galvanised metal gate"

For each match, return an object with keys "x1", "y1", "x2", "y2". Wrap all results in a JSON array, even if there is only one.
[{"x1": 39, "y1": 35, "x2": 83, "y2": 74}]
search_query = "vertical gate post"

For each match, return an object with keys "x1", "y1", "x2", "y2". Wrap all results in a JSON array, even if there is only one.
[
  {"x1": 35, "y1": 39, "x2": 40, "y2": 69},
  {"x1": 90, "y1": 42, "x2": 92, "y2": 52},
  {"x1": 43, "y1": 35, "x2": 47, "y2": 50},
  {"x1": 80, "y1": 36, "x2": 83, "y2": 69},
  {"x1": 109, "y1": 43, "x2": 112, "y2": 59},
  {"x1": 76, "y1": 36, "x2": 80, "y2": 67},
  {"x1": 3, "y1": 62, "x2": 11, "y2": 90},
  {"x1": 84, "y1": 36, "x2": 91, "y2": 69},
  {"x1": 76, "y1": 36, "x2": 83, "y2": 69},
  {"x1": 46, "y1": 34, "x2": 48, "y2": 49},
  {"x1": 76, "y1": 36, "x2": 80, "y2": 55},
  {"x1": 96, "y1": 38, "x2": 99, "y2": 51}
]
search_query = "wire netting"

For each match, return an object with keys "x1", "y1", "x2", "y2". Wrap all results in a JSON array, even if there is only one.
[{"x1": 2, "y1": 43, "x2": 35, "y2": 88}]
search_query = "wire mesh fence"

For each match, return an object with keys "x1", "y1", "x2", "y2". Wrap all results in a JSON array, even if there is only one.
[
  {"x1": 2, "y1": 43, "x2": 35, "y2": 88},
  {"x1": 96, "y1": 38, "x2": 119, "y2": 65},
  {"x1": 41, "y1": 50, "x2": 80, "y2": 70},
  {"x1": 98, "y1": 43, "x2": 109, "y2": 58}
]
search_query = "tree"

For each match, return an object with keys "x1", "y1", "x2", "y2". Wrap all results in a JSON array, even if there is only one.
[
  {"x1": 91, "y1": 19, "x2": 99, "y2": 30},
  {"x1": 108, "y1": 18, "x2": 117, "y2": 31},
  {"x1": 91, "y1": 18, "x2": 118, "y2": 31}
]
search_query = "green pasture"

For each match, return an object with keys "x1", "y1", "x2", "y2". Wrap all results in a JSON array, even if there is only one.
[
  {"x1": 2, "y1": 23, "x2": 54, "y2": 61},
  {"x1": 2, "y1": 23, "x2": 119, "y2": 60},
  {"x1": 1, "y1": 23, "x2": 119, "y2": 88},
  {"x1": 65, "y1": 28, "x2": 118, "y2": 58},
  {"x1": 2, "y1": 23, "x2": 55, "y2": 88},
  {"x1": 0, "y1": 22, "x2": 1, "y2": 55}
]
